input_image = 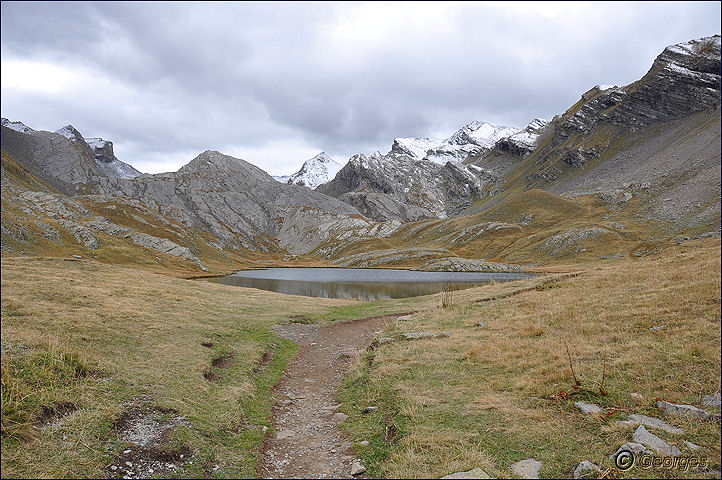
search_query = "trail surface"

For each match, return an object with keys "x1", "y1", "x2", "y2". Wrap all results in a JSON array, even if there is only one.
[{"x1": 259, "y1": 314, "x2": 399, "y2": 479}]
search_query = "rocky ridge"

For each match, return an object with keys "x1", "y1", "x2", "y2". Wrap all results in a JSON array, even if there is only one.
[{"x1": 273, "y1": 152, "x2": 343, "y2": 189}]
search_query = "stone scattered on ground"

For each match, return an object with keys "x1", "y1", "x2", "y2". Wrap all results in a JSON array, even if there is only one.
[
  {"x1": 362, "y1": 406, "x2": 378, "y2": 414},
  {"x1": 626, "y1": 414, "x2": 683, "y2": 434},
  {"x1": 612, "y1": 442, "x2": 654, "y2": 458},
  {"x1": 631, "y1": 392, "x2": 645, "y2": 403},
  {"x1": 350, "y1": 460, "x2": 366, "y2": 476},
  {"x1": 441, "y1": 467, "x2": 492, "y2": 479},
  {"x1": 702, "y1": 393, "x2": 721, "y2": 408},
  {"x1": 397, "y1": 315, "x2": 414, "y2": 321},
  {"x1": 359, "y1": 440, "x2": 369, "y2": 446},
  {"x1": 573, "y1": 460, "x2": 602, "y2": 479},
  {"x1": 71, "y1": 254, "x2": 82, "y2": 259},
  {"x1": 683, "y1": 440, "x2": 702, "y2": 451},
  {"x1": 657, "y1": 400, "x2": 712, "y2": 420},
  {"x1": 632, "y1": 425, "x2": 682, "y2": 456},
  {"x1": 377, "y1": 337, "x2": 395, "y2": 344},
  {"x1": 477, "y1": 321, "x2": 487, "y2": 328},
  {"x1": 649, "y1": 324, "x2": 667, "y2": 332},
  {"x1": 574, "y1": 401, "x2": 603, "y2": 414},
  {"x1": 331, "y1": 412, "x2": 348, "y2": 422},
  {"x1": 403, "y1": 331, "x2": 452, "y2": 340},
  {"x1": 510, "y1": 458, "x2": 542, "y2": 479}
]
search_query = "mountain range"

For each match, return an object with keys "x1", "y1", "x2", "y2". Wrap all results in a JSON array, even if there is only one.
[{"x1": 1, "y1": 35, "x2": 719, "y2": 273}]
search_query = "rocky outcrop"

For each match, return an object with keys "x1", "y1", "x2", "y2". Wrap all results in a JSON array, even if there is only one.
[
  {"x1": 317, "y1": 152, "x2": 482, "y2": 222},
  {"x1": 93, "y1": 150, "x2": 365, "y2": 254},
  {"x1": 86, "y1": 138, "x2": 141, "y2": 179}
]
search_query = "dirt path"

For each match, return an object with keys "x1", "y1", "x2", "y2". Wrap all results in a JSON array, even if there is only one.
[{"x1": 258, "y1": 314, "x2": 401, "y2": 479}]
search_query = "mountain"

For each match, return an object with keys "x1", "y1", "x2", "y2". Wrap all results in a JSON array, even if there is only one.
[
  {"x1": 85, "y1": 137, "x2": 142, "y2": 179},
  {"x1": 272, "y1": 152, "x2": 343, "y2": 189},
  {"x1": 391, "y1": 120, "x2": 520, "y2": 164},
  {"x1": 316, "y1": 151, "x2": 482, "y2": 222},
  {"x1": 1, "y1": 118, "x2": 34, "y2": 133}
]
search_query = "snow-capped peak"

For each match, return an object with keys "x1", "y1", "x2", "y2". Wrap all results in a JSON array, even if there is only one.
[
  {"x1": 1, "y1": 118, "x2": 34, "y2": 133},
  {"x1": 85, "y1": 137, "x2": 110, "y2": 150},
  {"x1": 503, "y1": 118, "x2": 549, "y2": 151},
  {"x1": 54, "y1": 125, "x2": 86, "y2": 143},
  {"x1": 274, "y1": 152, "x2": 344, "y2": 189}
]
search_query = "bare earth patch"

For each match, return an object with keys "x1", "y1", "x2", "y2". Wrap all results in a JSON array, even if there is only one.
[{"x1": 259, "y1": 314, "x2": 403, "y2": 479}]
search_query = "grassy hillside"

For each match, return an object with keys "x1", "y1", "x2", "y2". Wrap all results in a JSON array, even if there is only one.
[{"x1": 337, "y1": 238, "x2": 721, "y2": 478}]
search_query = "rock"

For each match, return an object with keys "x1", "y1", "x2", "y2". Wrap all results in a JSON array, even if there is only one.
[
  {"x1": 649, "y1": 324, "x2": 667, "y2": 332},
  {"x1": 630, "y1": 392, "x2": 645, "y2": 403},
  {"x1": 574, "y1": 401, "x2": 603, "y2": 414},
  {"x1": 632, "y1": 425, "x2": 682, "y2": 456},
  {"x1": 72, "y1": 254, "x2": 83, "y2": 259},
  {"x1": 377, "y1": 337, "x2": 395, "y2": 345},
  {"x1": 397, "y1": 315, "x2": 414, "y2": 321},
  {"x1": 683, "y1": 440, "x2": 702, "y2": 451},
  {"x1": 262, "y1": 426, "x2": 268, "y2": 434},
  {"x1": 702, "y1": 393, "x2": 721, "y2": 408},
  {"x1": 612, "y1": 442, "x2": 654, "y2": 459},
  {"x1": 110, "y1": 466, "x2": 118, "y2": 471},
  {"x1": 441, "y1": 467, "x2": 492, "y2": 479},
  {"x1": 626, "y1": 414, "x2": 683, "y2": 434},
  {"x1": 332, "y1": 412, "x2": 348, "y2": 422},
  {"x1": 657, "y1": 400, "x2": 712, "y2": 420},
  {"x1": 350, "y1": 460, "x2": 366, "y2": 476},
  {"x1": 276, "y1": 429, "x2": 295, "y2": 440},
  {"x1": 359, "y1": 440, "x2": 370, "y2": 446},
  {"x1": 510, "y1": 458, "x2": 542, "y2": 479},
  {"x1": 362, "y1": 406, "x2": 378, "y2": 414},
  {"x1": 403, "y1": 331, "x2": 452, "y2": 340},
  {"x1": 573, "y1": 460, "x2": 602, "y2": 479},
  {"x1": 477, "y1": 321, "x2": 487, "y2": 328}
]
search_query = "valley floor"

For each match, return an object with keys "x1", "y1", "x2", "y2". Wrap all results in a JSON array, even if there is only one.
[{"x1": 1, "y1": 238, "x2": 720, "y2": 479}]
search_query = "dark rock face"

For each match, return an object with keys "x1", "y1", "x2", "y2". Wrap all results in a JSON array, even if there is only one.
[{"x1": 318, "y1": 153, "x2": 482, "y2": 222}]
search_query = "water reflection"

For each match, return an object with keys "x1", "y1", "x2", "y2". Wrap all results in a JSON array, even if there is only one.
[{"x1": 208, "y1": 268, "x2": 533, "y2": 300}]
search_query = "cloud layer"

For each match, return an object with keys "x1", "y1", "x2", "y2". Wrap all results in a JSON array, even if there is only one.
[{"x1": 2, "y1": 2, "x2": 720, "y2": 174}]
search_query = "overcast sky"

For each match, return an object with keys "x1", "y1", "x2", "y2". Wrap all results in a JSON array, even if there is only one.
[{"x1": 1, "y1": 2, "x2": 720, "y2": 174}]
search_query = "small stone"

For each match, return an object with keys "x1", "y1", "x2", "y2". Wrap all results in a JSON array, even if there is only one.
[
  {"x1": 683, "y1": 440, "x2": 702, "y2": 451},
  {"x1": 649, "y1": 324, "x2": 667, "y2": 332},
  {"x1": 123, "y1": 449, "x2": 132, "y2": 454},
  {"x1": 702, "y1": 393, "x2": 721, "y2": 408},
  {"x1": 632, "y1": 425, "x2": 681, "y2": 456},
  {"x1": 626, "y1": 414, "x2": 683, "y2": 434},
  {"x1": 72, "y1": 254, "x2": 82, "y2": 259},
  {"x1": 377, "y1": 337, "x2": 395, "y2": 344},
  {"x1": 350, "y1": 460, "x2": 366, "y2": 476},
  {"x1": 110, "y1": 466, "x2": 118, "y2": 471},
  {"x1": 330, "y1": 448, "x2": 337, "y2": 453},
  {"x1": 147, "y1": 469, "x2": 153, "y2": 474},
  {"x1": 362, "y1": 406, "x2": 378, "y2": 414},
  {"x1": 441, "y1": 467, "x2": 491, "y2": 479},
  {"x1": 477, "y1": 321, "x2": 487, "y2": 328},
  {"x1": 332, "y1": 412, "x2": 348, "y2": 422},
  {"x1": 574, "y1": 401, "x2": 603, "y2": 414},
  {"x1": 631, "y1": 392, "x2": 644, "y2": 403},
  {"x1": 125, "y1": 461, "x2": 133, "y2": 467},
  {"x1": 657, "y1": 400, "x2": 711, "y2": 420},
  {"x1": 359, "y1": 440, "x2": 370, "y2": 446},
  {"x1": 262, "y1": 425, "x2": 268, "y2": 433},
  {"x1": 573, "y1": 460, "x2": 602, "y2": 479},
  {"x1": 397, "y1": 315, "x2": 414, "y2": 321},
  {"x1": 611, "y1": 442, "x2": 653, "y2": 459},
  {"x1": 510, "y1": 458, "x2": 542, "y2": 479}
]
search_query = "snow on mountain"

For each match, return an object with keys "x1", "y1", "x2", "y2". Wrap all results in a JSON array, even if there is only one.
[
  {"x1": 504, "y1": 118, "x2": 549, "y2": 151},
  {"x1": 1, "y1": 118, "x2": 34, "y2": 133},
  {"x1": 274, "y1": 152, "x2": 343, "y2": 189},
  {"x1": 54, "y1": 125, "x2": 86, "y2": 143},
  {"x1": 389, "y1": 121, "x2": 522, "y2": 164}
]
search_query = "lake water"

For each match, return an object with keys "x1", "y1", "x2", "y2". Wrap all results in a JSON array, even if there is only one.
[{"x1": 208, "y1": 267, "x2": 533, "y2": 300}]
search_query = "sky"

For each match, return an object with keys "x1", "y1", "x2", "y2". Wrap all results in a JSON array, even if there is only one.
[{"x1": 1, "y1": 2, "x2": 720, "y2": 175}]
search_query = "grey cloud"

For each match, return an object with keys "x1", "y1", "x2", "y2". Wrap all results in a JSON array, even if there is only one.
[{"x1": 2, "y1": 2, "x2": 720, "y2": 174}]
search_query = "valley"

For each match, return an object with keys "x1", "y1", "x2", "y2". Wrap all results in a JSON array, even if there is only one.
[{"x1": 1, "y1": 34, "x2": 720, "y2": 479}]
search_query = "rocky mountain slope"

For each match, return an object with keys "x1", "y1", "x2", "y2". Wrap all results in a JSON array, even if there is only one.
[
  {"x1": 1, "y1": 35, "x2": 719, "y2": 272},
  {"x1": 273, "y1": 152, "x2": 343, "y2": 188}
]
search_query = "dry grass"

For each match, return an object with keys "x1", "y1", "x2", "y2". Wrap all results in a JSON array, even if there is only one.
[
  {"x1": 340, "y1": 238, "x2": 721, "y2": 478},
  {"x1": 0, "y1": 256, "x2": 360, "y2": 478}
]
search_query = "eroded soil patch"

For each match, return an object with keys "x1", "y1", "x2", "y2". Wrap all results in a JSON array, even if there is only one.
[
  {"x1": 34, "y1": 401, "x2": 78, "y2": 428},
  {"x1": 108, "y1": 402, "x2": 193, "y2": 478}
]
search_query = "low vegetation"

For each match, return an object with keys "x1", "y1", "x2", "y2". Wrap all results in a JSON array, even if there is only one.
[{"x1": 338, "y1": 238, "x2": 721, "y2": 478}]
